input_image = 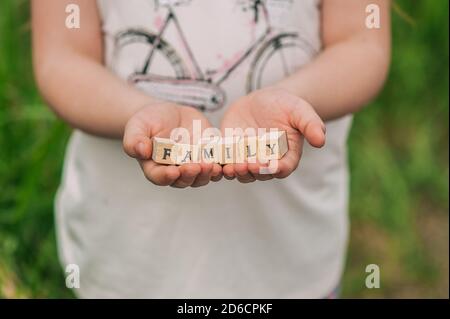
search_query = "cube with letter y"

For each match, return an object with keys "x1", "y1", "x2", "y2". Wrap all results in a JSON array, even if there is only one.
[{"x1": 258, "y1": 130, "x2": 288, "y2": 161}]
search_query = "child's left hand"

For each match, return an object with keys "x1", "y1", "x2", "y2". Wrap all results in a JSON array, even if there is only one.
[{"x1": 220, "y1": 87, "x2": 326, "y2": 183}]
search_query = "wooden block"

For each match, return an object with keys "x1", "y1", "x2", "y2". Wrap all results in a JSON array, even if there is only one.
[
  {"x1": 258, "y1": 131, "x2": 288, "y2": 161},
  {"x1": 198, "y1": 137, "x2": 220, "y2": 163},
  {"x1": 153, "y1": 131, "x2": 288, "y2": 165},
  {"x1": 173, "y1": 143, "x2": 199, "y2": 165},
  {"x1": 152, "y1": 137, "x2": 177, "y2": 165},
  {"x1": 242, "y1": 136, "x2": 259, "y2": 163},
  {"x1": 219, "y1": 136, "x2": 240, "y2": 164}
]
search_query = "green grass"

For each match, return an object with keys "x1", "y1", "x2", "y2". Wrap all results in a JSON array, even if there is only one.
[{"x1": 0, "y1": 0, "x2": 448, "y2": 298}]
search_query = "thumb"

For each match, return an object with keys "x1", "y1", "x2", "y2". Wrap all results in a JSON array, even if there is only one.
[
  {"x1": 123, "y1": 117, "x2": 153, "y2": 160},
  {"x1": 289, "y1": 97, "x2": 326, "y2": 148}
]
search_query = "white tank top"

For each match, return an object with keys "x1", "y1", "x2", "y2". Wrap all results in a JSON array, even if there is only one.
[{"x1": 56, "y1": 0, "x2": 352, "y2": 298}]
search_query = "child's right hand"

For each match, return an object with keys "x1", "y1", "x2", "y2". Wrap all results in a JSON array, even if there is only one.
[{"x1": 123, "y1": 103, "x2": 223, "y2": 188}]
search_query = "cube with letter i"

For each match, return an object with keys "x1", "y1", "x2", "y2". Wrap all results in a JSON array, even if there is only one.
[{"x1": 219, "y1": 136, "x2": 240, "y2": 164}]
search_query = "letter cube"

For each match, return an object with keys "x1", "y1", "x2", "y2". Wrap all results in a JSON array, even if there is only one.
[
  {"x1": 173, "y1": 143, "x2": 199, "y2": 165},
  {"x1": 198, "y1": 136, "x2": 220, "y2": 163},
  {"x1": 219, "y1": 136, "x2": 241, "y2": 164},
  {"x1": 152, "y1": 137, "x2": 177, "y2": 165},
  {"x1": 258, "y1": 131, "x2": 288, "y2": 161},
  {"x1": 241, "y1": 135, "x2": 259, "y2": 163}
]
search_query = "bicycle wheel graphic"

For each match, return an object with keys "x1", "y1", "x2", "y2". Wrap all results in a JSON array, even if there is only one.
[
  {"x1": 246, "y1": 33, "x2": 317, "y2": 93},
  {"x1": 113, "y1": 29, "x2": 189, "y2": 81},
  {"x1": 113, "y1": 29, "x2": 226, "y2": 112}
]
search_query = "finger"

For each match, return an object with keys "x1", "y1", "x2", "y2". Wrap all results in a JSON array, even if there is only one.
[
  {"x1": 289, "y1": 98, "x2": 326, "y2": 148},
  {"x1": 234, "y1": 163, "x2": 256, "y2": 183},
  {"x1": 140, "y1": 160, "x2": 180, "y2": 186},
  {"x1": 303, "y1": 121, "x2": 326, "y2": 148},
  {"x1": 171, "y1": 163, "x2": 202, "y2": 188},
  {"x1": 272, "y1": 148, "x2": 302, "y2": 179},
  {"x1": 123, "y1": 117, "x2": 152, "y2": 160},
  {"x1": 210, "y1": 163, "x2": 224, "y2": 182},
  {"x1": 248, "y1": 162, "x2": 274, "y2": 181},
  {"x1": 191, "y1": 163, "x2": 213, "y2": 188},
  {"x1": 271, "y1": 135, "x2": 303, "y2": 179},
  {"x1": 223, "y1": 164, "x2": 236, "y2": 180}
]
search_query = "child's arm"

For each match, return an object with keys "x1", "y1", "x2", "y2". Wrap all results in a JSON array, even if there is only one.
[
  {"x1": 220, "y1": 0, "x2": 390, "y2": 183},
  {"x1": 32, "y1": 0, "x2": 222, "y2": 187},
  {"x1": 276, "y1": 0, "x2": 391, "y2": 120},
  {"x1": 32, "y1": 0, "x2": 152, "y2": 138}
]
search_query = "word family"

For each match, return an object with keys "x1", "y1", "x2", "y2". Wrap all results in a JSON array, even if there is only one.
[{"x1": 152, "y1": 131, "x2": 288, "y2": 165}]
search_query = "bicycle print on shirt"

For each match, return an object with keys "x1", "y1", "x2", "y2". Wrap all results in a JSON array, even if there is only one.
[{"x1": 113, "y1": 0, "x2": 316, "y2": 112}]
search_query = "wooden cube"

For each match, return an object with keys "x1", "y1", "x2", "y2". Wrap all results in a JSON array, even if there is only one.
[
  {"x1": 173, "y1": 143, "x2": 199, "y2": 165},
  {"x1": 198, "y1": 137, "x2": 220, "y2": 163},
  {"x1": 241, "y1": 136, "x2": 259, "y2": 163},
  {"x1": 153, "y1": 131, "x2": 289, "y2": 165},
  {"x1": 219, "y1": 136, "x2": 240, "y2": 164},
  {"x1": 258, "y1": 131, "x2": 288, "y2": 161},
  {"x1": 152, "y1": 137, "x2": 177, "y2": 165}
]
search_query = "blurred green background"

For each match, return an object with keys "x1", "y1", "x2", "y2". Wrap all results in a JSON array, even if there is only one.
[{"x1": 0, "y1": 0, "x2": 448, "y2": 298}]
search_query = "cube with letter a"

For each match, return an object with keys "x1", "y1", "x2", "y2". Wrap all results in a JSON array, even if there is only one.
[{"x1": 173, "y1": 142, "x2": 199, "y2": 165}]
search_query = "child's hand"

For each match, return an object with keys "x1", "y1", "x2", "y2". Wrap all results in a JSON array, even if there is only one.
[
  {"x1": 123, "y1": 103, "x2": 222, "y2": 188},
  {"x1": 220, "y1": 87, "x2": 326, "y2": 183}
]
